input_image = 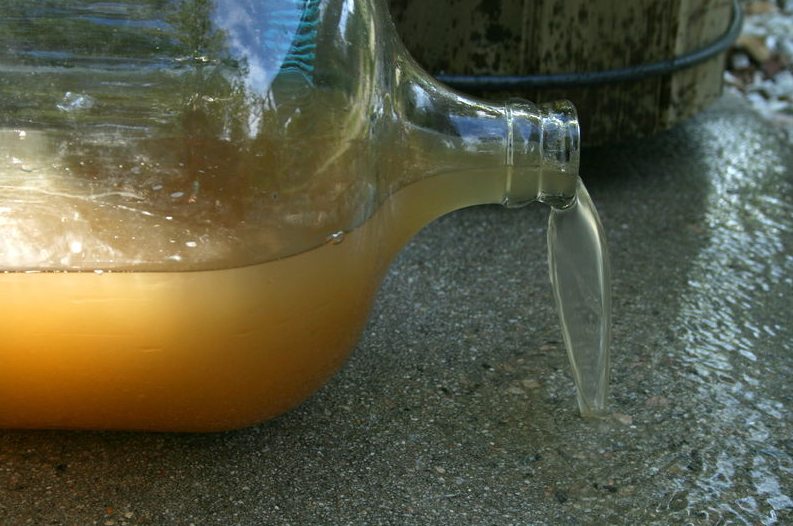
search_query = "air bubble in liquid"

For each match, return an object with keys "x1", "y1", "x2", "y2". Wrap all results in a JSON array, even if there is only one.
[{"x1": 56, "y1": 92, "x2": 95, "y2": 112}]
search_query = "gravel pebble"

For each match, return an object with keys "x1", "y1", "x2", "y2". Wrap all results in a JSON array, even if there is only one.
[{"x1": 728, "y1": 1, "x2": 793, "y2": 138}]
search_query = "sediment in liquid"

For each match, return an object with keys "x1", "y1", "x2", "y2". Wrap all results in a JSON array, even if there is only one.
[{"x1": 0, "y1": 169, "x2": 507, "y2": 431}]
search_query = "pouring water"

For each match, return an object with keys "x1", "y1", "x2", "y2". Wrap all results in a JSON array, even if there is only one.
[{"x1": 547, "y1": 176, "x2": 611, "y2": 416}]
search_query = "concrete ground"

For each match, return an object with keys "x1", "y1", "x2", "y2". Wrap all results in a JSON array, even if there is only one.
[{"x1": 1, "y1": 94, "x2": 792, "y2": 525}]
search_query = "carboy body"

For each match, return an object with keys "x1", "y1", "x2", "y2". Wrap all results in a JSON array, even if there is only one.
[{"x1": 0, "y1": 0, "x2": 582, "y2": 431}]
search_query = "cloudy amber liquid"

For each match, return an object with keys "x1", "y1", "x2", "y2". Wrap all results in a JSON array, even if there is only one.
[{"x1": 0, "y1": 169, "x2": 506, "y2": 431}]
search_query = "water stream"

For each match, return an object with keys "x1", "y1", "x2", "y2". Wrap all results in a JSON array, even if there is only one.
[{"x1": 547, "y1": 176, "x2": 611, "y2": 416}]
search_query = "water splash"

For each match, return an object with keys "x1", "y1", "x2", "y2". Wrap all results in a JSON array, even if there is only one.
[{"x1": 547, "y1": 176, "x2": 611, "y2": 416}]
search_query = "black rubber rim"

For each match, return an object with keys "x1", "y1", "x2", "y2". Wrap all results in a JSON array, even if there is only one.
[{"x1": 435, "y1": 0, "x2": 743, "y2": 90}]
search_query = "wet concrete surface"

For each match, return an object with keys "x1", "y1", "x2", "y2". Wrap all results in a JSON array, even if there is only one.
[{"x1": 1, "y1": 93, "x2": 792, "y2": 525}]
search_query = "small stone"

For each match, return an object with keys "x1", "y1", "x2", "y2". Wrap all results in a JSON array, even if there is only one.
[
  {"x1": 554, "y1": 490, "x2": 568, "y2": 503},
  {"x1": 737, "y1": 34, "x2": 772, "y2": 63},
  {"x1": 434, "y1": 466, "x2": 446, "y2": 474},
  {"x1": 731, "y1": 52, "x2": 752, "y2": 70},
  {"x1": 506, "y1": 386, "x2": 525, "y2": 395},
  {"x1": 724, "y1": 70, "x2": 744, "y2": 88},
  {"x1": 522, "y1": 379, "x2": 541, "y2": 389},
  {"x1": 764, "y1": 56, "x2": 786, "y2": 77},
  {"x1": 770, "y1": 113, "x2": 793, "y2": 127},
  {"x1": 123, "y1": 512, "x2": 134, "y2": 519},
  {"x1": 612, "y1": 413, "x2": 633, "y2": 426}
]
